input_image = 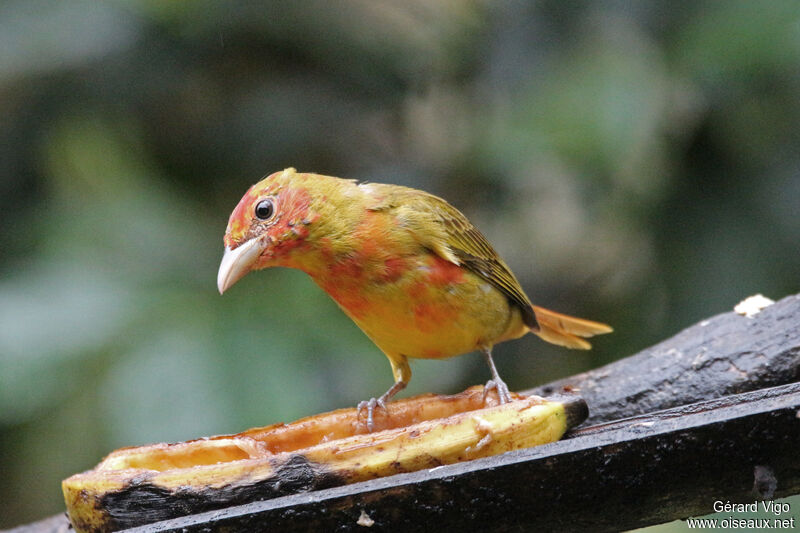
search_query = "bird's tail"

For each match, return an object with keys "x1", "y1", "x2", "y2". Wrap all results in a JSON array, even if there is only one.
[{"x1": 531, "y1": 305, "x2": 613, "y2": 350}]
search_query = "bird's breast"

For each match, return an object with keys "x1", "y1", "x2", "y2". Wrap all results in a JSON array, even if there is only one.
[{"x1": 313, "y1": 249, "x2": 520, "y2": 360}]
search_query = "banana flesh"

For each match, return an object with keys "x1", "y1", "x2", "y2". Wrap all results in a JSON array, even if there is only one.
[{"x1": 63, "y1": 387, "x2": 587, "y2": 533}]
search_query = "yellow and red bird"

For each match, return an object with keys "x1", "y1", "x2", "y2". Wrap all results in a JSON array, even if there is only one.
[{"x1": 218, "y1": 168, "x2": 611, "y2": 428}]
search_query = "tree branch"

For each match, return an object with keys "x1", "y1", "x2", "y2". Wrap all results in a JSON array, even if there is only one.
[
  {"x1": 15, "y1": 293, "x2": 800, "y2": 532},
  {"x1": 125, "y1": 382, "x2": 800, "y2": 532},
  {"x1": 529, "y1": 293, "x2": 800, "y2": 424}
]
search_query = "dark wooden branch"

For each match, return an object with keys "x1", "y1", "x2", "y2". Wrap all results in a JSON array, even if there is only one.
[
  {"x1": 129, "y1": 382, "x2": 800, "y2": 532},
  {"x1": 7, "y1": 515, "x2": 72, "y2": 533},
  {"x1": 530, "y1": 293, "x2": 800, "y2": 424},
  {"x1": 15, "y1": 293, "x2": 800, "y2": 532}
]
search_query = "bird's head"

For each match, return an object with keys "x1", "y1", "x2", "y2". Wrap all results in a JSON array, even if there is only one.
[{"x1": 217, "y1": 168, "x2": 321, "y2": 294}]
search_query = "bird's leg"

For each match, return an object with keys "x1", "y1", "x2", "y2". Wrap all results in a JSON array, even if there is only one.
[
  {"x1": 481, "y1": 346, "x2": 512, "y2": 404},
  {"x1": 357, "y1": 380, "x2": 406, "y2": 432},
  {"x1": 358, "y1": 354, "x2": 411, "y2": 432}
]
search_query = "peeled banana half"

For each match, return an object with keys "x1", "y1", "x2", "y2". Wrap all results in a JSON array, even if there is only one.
[{"x1": 63, "y1": 387, "x2": 587, "y2": 532}]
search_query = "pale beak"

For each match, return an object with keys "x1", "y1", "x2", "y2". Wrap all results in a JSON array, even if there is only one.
[{"x1": 217, "y1": 238, "x2": 264, "y2": 294}]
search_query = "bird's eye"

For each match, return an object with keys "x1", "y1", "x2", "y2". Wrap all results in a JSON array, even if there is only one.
[{"x1": 254, "y1": 198, "x2": 275, "y2": 221}]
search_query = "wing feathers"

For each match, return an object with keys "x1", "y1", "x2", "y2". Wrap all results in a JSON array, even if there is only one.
[
  {"x1": 364, "y1": 183, "x2": 613, "y2": 346},
  {"x1": 385, "y1": 188, "x2": 538, "y2": 329}
]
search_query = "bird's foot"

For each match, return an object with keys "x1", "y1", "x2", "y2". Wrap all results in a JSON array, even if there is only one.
[
  {"x1": 357, "y1": 396, "x2": 387, "y2": 432},
  {"x1": 357, "y1": 380, "x2": 406, "y2": 432},
  {"x1": 483, "y1": 378, "x2": 512, "y2": 404}
]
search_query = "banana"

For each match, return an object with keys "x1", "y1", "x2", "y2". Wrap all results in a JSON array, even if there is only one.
[{"x1": 63, "y1": 387, "x2": 587, "y2": 532}]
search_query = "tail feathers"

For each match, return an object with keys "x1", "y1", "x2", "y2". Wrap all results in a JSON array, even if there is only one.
[{"x1": 531, "y1": 305, "x2": 613, "y2": 350}]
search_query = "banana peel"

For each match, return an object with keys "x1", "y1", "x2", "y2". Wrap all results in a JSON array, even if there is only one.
[{"x1": 63, "y1": 387, "x2": 587, "y2": 532}]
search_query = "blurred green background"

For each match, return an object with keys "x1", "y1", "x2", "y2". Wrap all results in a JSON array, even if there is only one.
[{"x1": 2, "y1": 1, "x2": 799, "y2": 528}]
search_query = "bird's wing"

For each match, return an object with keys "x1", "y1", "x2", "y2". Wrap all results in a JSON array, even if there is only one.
[{"x1": 369, "y1": 185, "x2": 538, "y2": 329}]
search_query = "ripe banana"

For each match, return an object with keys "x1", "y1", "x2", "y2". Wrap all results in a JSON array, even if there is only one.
[{"x1": 63, "y1": 387, "x2": 587, "y2": 532}]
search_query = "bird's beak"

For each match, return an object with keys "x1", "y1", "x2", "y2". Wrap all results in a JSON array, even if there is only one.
[{"x1": 217, "y1": 238, "x2": 264, "y2": 294}]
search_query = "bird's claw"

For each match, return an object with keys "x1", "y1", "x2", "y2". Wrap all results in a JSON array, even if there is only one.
[
  {"x1": 357, "y1": 396, "x2": 387, "y2": 432},
  {"x1": 483, "y1": 378, "x2": 512, "y2": 404}
]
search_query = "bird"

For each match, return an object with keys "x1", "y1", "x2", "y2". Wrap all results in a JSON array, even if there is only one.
[{"x1": 217, "y1": 168, "x2": 612, "y2": 429}]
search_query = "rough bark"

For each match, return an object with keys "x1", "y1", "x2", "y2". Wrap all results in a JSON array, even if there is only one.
[
  {"x1": 530, "y1": 293, "x2": 800, "y2": 424},
  {"x1": 129, "y1": 382, "x2": 800, "y2": 532},
  {"x1": 15, "y1": 293, "x2": 800, "y2": 532}
]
